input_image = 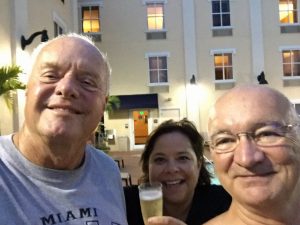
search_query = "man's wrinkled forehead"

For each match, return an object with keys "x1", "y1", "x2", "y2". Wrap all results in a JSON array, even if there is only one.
[
  {"x1": 207, "y1": 85, "x2": 292, "y2": 134},
  {"x1": 45, "y1": 37, "x2": 102, "y2": 58},
  {"x1": 35, "y1": 38, "x2": 104, "y2": 68}
]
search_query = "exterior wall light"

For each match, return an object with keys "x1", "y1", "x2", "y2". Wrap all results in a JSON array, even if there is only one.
[
  {"x1": 190, "y1": 74, "x2": 196, "y2": 84},
  {"x1": 257, "y1": 71, "x2": 268, "y2": 84},
  {"x1": 21, "y1": 29, "x2": 49, "y2": 50}
]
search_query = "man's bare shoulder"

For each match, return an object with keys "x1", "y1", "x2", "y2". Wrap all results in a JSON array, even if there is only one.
[{"x1": 203, "y1": 213, "x2": 226, "y2": 225}]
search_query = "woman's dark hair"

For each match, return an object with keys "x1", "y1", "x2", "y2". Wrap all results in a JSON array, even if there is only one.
[{"x1": 139, "y1": 118, "x2": 211, "y2": 186}]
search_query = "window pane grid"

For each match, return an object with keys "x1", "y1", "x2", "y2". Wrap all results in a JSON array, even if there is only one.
[
  {"x1": 149, "y1": 56, "x2": 168, "y2": 84},
  {"x1": 279, "y1": 0, "x2": 298, "y2": 24},
  {"x1": 81, "y1": 6, "x2": 101, "y2": 33},
  {"x1": 221, "y1": 0, "x2": 230, "y2": 12},
  {"x1": 54, "y1": 22, "x2": 64, "y2": 37},
  {"x1": 147, "y1": 3, "x2": 164, "y2": 30},
  {"x1": 294, "y1": 104, "x2": 300, "y2": 115},
  {"x1": 212, "y1": 0, "x2": 231, "y2": 27},
  {"x1": 282, "y1": 50, "x2": 300, "y2": 77},
  {"x1": 54, "y1": 22, "x2": 58, "y2": 37},
  {"x1": 214, "y1": 53, "x2": 233, "y2": 80}
]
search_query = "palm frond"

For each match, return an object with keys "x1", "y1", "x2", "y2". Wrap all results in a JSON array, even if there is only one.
[
  {"x1": 0, "y1": 65, "x2": 26, "y2": 109},
  {"x1": 105, "y1": 96, "x2": 121, "y2": 113}
]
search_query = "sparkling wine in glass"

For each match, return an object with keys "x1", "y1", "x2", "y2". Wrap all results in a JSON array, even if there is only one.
[{"x1": 138, "y1": 182, "x2": 163, "y2": 225}]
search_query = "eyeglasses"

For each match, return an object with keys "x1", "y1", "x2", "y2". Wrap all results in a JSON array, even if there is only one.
[{"x1": 210, "y1": 123, "x2": 300, "y2": 153}]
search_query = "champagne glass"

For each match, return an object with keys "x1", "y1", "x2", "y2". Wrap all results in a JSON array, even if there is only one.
[{"x1": 138, "y1": 182, "x2": 163, "y2": 225}]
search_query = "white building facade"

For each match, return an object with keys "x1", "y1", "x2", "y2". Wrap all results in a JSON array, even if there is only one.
[{"x1": 1, "y1": 0, "x2": 299, "y2": 150}]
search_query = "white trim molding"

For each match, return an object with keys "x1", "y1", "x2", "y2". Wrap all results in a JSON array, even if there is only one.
[
  {"x1": 279, "y1": 45, "x2": 300, "y2": 51},
  {"x1": 145, "y1": 52, "x2": 170, "y2": 58},
  {"x1": 52, "y1": 12, "x2": 67, "y2": 32},
  {"x1": 210, "y1": 48, "x2": 236, "y2": 55},
  {"x1": 78, "y1": 0, "x2": 103, "y2": 7},
  {"x1": 142, "y1": 0, "x2": 167, "y2": 5}
]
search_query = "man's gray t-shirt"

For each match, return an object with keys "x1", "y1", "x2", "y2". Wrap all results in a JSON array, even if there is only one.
[{"x1": 0, "y1": 135, "x2": 127, "y2": 225}]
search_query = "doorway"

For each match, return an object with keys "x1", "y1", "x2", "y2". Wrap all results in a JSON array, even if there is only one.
[{"x1": 132, "y1": 110, "x2": 149, "y2": 148}]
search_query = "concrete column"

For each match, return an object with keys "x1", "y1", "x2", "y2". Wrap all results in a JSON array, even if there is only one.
[
  {"x1": 249, "y1": 0, "x2": 265, "y2": 79},
  {"x1": 182, "y1": 0, "x2": 200, "y2": 130}
]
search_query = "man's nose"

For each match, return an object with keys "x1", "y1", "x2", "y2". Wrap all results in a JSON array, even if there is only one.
[
  {"x1": 233, "y1": 136, "x2": 265, "y2": 167},
  {"x1": 55, "y1": 75, "x2": 79, "y2": 98}
]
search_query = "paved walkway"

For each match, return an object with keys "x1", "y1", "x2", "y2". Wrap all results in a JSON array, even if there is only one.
[{"x1": 109, "y1": 150, "x2": 143, "y2": 185}]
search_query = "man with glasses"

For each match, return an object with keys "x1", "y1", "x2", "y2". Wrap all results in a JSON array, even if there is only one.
[
  {"x1": 204, "y1": 84, "x2": 300, "y2": 225},
  {"x1": 139, "y1": 84, "x2": 300, "y2": 225}
]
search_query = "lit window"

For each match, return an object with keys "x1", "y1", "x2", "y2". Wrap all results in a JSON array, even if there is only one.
[
  {"x1": 282, "y1": 50, "x2": 300, "y2": 77},
  {"x1": 147, "y1": 3, "x2": 164, "y2": 30},
  {"x1": 214, "y1": 53, "x2": 233, "y2": 81},
  {"x1": 148, "y1": 56, "x2": 168, "y2": 84},
  {"x1": 211, "y1": 0, "x2": 231, "y2": 27},
  {"x1": 279, "y1": 0, "x2": 298, "y2": 24},
  {"x1": 81, "y1": 6, "x2": 101, "y2": 33}
]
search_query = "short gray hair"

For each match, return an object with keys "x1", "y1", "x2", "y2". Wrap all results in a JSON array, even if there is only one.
[{"x1": 29, "y1": 33, "x2": 111, "y2": 96}]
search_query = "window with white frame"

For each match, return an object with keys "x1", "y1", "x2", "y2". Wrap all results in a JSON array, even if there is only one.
[
  {"x1": 144, "y1": 0, "x2": 167, "y2": 39},
  {"x1": 279, "y1": 0, "x2": 298, "y2": 24},
  {"x1": 146, "y1": 53, "x2": 169, "y2": 85},
  {"x1": 211, "y1": 0, "x2": 231, "y2": 27},
  {"x1": 281, "y1": 49, "x2": 300, "y2": 78},
  {"x1": 53, "y1": 12, "x2": 66, "y2": 37},
  {"x1": 146, "y1": 2, "x2": 165, "y2": 31},
  {"x1": 291, "y1": 101, "x2": 300, "y2": 116},
  {"x1": 54, "y1": 22, "x2": 64, "y2": 37},
  {"x1": 80, "y1": 5, "x2": 101, "y2": 33},
  {"x1": 211, "y1": 49, "x2": 235, "y2": 82}
]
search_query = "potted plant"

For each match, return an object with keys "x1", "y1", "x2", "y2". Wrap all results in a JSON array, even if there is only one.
[
  {"x1": 94, "y1": 96, "x2": 120, "y2": 152},
  {"x1": 105, "y1": 95, "x2": 120, "y2": 113}
]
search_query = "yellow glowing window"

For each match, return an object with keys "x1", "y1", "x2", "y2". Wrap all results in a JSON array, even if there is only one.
[
  {"x1": 214, "y1": 53, "x2": 233, "y2": 80},
  {"x1": 147, "y1": 3, "x2": 164, "y2": 30},
  {"x1": 82, "y1": 6, "x2": 101, "y2": 33},
  {"x1": 279, "y1": 0, "x2": 298, "y2": 24}
]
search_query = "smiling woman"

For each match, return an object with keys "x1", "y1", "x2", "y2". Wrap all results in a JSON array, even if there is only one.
[{"x1": 124, "y1": 118, "x2": 231, "y2": 225}]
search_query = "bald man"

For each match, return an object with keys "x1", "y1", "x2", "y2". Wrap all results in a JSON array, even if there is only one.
[
  {"x1": 205, "y1": 85, "x2": 300, "y2": 225},
  {"x1": 143, "y1": 85, "x2": 300, "y2": 225}
]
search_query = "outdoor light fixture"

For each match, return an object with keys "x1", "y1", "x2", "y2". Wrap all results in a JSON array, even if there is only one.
[
  {"x1": 21, "y1": 29, "x2": 49, "y2": 50},
  {"x1": 190, "y1": 74, "x2": 196, "y2": 84},
  {"x1": 257, "y1": 71, "x2": 268, "y2": 84}
]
